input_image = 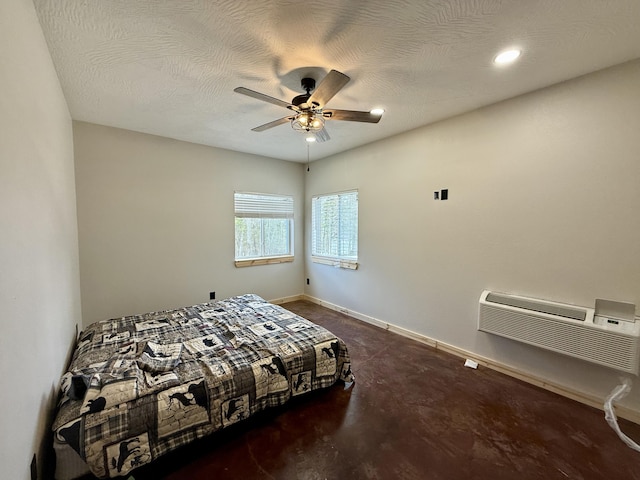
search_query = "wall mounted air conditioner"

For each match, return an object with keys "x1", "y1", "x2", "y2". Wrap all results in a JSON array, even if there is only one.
[{"x1": 478, "y1": 290, "x2": 640, "y2": 374}]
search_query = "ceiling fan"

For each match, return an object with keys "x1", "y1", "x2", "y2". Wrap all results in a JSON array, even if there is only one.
[{"x1": 234, "y1": 69, "x2": 383, "y2": 142}]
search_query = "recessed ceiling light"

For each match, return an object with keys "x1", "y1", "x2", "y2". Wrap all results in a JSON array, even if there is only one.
[
  {"x1": 370, "y1": 108, "x2": 385, "y2": 116},
  {"x1": 494, "y1": 49, "x2": 521, "y2": 65},
  {"x1": 305, "y1": 136, "x2": 316, "y2": 143}
]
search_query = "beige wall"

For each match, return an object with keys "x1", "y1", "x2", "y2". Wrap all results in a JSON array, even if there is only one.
[
  {"x1": 73, "y1": 122, "x2": 305, "y2": 325},
  {"x1": 305, "y1": 60, "x2": 640, "y2": 412},
  {"x1": 0, "y1": 0, "x2": 81, "y2": 478}
]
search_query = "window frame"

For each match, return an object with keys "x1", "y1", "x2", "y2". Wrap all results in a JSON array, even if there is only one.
[
  {"x1": 311, "y1": 189, "x2": 359, "y2": 270},
  {"x1": 234, "y1": 192, "x2": 294, "y2": 267}
]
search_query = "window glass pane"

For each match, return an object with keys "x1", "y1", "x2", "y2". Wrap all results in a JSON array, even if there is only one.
[
  {"x1": 312, "y1": 190, "x2": 357, "y2": 260},
  {"x1": 339, "y1": 193, "x2": 358, "y2": 258},
  {"x1": 234, "y1": 192, "x2": 293, "y2": 261},
  {"x1": 235, "y1": 217, "x2": 262, "y2": 259},
  {"x1": 263, "y1": 218, "x2": 289, "y2": 256}
]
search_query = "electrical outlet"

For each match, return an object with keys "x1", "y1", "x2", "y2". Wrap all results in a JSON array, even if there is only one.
[
  {"x1": 209, "y1": 291, "x2": 215, "y2": 300},
  {"x1": 440, "y1": 188, "x2": 448, "y2": 200},
  {"x1": 30, "y1": 453, "x2": 37, "y2": 480},
  {"x1": 306, "y1": 278, "x2": 310, "y2": 285}
]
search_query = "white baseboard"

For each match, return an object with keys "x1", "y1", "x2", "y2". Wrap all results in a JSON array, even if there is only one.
[
  {"x1": 269, "y1": 294, "x2": 305, "y2": 305},
  {"x1": 301, "y1": 294, "x2": 640, "y2": 425},
  {"x1": 303, "y1": 295, "x2": 389, "y2": 330}
]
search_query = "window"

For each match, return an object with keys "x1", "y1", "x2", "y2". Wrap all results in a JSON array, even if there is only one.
[
  {"x1": 234, "y1": 192, "x2": 294, "y2": 267},
  {"x1": 311, "y1": 190, "x2": 358, "y2": 269}
]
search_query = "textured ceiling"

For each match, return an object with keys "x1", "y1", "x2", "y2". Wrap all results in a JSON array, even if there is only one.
[{"x1": 33, "y1": 0, "x2": 640, "y2": 163}]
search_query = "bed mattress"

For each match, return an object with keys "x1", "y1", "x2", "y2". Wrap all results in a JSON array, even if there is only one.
[{"x1": 52, "y1": 294, "x2": 352, "y2": 479}]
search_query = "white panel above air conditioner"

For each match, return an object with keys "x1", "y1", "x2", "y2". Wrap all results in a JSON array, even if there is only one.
[{"x1": 478, "y1": 290, "x2": 640, "y2": 374}]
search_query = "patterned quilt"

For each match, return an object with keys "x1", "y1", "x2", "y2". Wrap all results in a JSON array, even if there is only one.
[{"x1": 52, "y1": 294, "x2": 352, "y2": 479}]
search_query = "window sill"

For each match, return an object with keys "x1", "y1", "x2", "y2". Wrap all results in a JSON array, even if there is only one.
[
  {"x1": 235, "y1": 255, "x2": 294, "y2": 268},
  {"x1": 311, "y1": 256, "x2": 358, "y2": 270}
]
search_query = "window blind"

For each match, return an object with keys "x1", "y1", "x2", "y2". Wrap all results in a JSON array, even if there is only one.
[{"x1": 234, "y1": 192, "x2": 294, "y2": 219}]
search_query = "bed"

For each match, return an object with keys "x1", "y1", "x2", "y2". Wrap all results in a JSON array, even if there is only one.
[{"x1": 52, "y1": 294, "x2": 353, "y2": 479}]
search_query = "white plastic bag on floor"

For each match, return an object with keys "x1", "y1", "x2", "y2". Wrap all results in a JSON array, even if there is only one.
[{"x1": 604, "y1": 378, "x2": 640, "y2": 452}]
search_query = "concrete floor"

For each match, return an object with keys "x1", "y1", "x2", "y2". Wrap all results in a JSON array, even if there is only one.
[{"x1": 83, "y1": 300, "x2": 640, "y2": 480}]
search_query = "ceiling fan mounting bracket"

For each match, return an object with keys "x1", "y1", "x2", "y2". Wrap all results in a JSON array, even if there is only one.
[{"x1": 300, "y1": 77, "x2": 316, "y2": 94}]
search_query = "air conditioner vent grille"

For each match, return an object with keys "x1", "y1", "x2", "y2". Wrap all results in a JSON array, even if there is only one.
[
  {"x1": 478, "y1": 291, "x2": 640, "y2": 374},
  {"x1": 485, "y1": 292, "x2": 586, "y2": 321}
]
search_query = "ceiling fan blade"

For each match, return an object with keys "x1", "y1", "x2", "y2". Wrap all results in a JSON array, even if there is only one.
[
  {"x1": 308, "y1": 70, "x2": 350, "y2": 108},
  {"x1": 251, "y1": 116, "x2": 293, "y2": 132},
  {"x1": 234, "y1": 87, "x2": 292, "y2": 110},
  {"x1": 325, "y1": 109, "x2": 382, "y2": 123},
  {"x1": 314, "y1": 127, "x2": 330, "y2": 143}
]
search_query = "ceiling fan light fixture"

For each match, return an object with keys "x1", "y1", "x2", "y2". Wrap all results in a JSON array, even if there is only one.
[
  {"x1": 305, "y1": 136, "x2": 316, "y2": 143},
  {"x1": 291, "y1": 112, "x2": 325, "y2": 133}
]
